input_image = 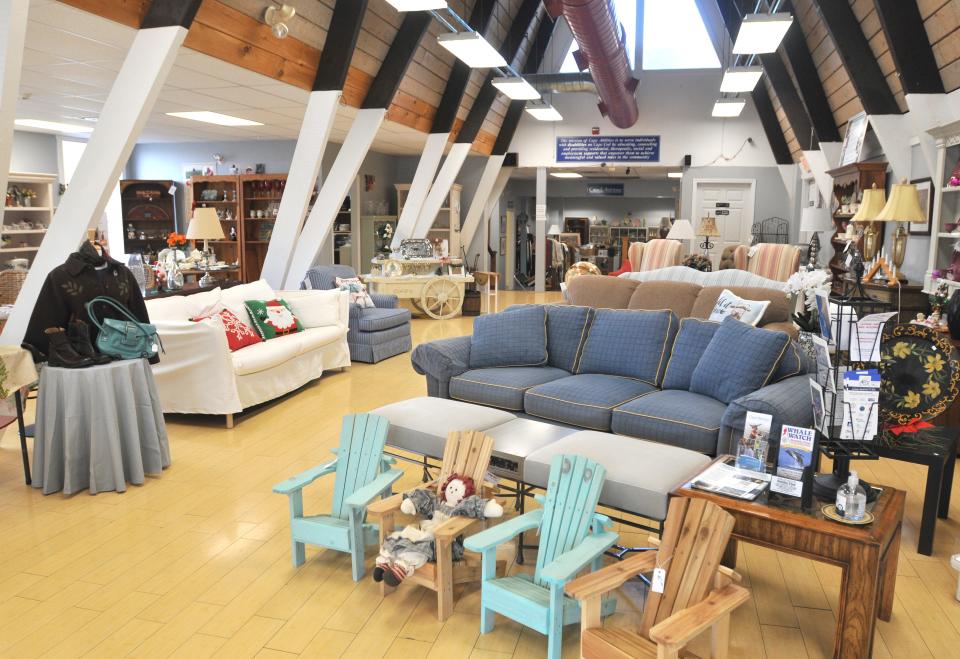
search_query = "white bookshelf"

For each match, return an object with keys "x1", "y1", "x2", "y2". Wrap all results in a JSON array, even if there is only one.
[{"x1": 3, "y1": 172, "x2": 56, "y2": 269}]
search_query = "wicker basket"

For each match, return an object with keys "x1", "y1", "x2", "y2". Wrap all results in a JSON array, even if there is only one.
[{"x1": 0, "y1": 270, "x2": 27, "y2": 305}]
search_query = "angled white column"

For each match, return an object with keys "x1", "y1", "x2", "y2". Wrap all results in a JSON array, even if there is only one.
[
  {"x1": 411, "y1": 142, "x2": 472, "y2": 240},
  {"x1": 2, "y1": 24, "x2": 186, "y2": 345},
  {"x1": 534, "y1": 166, "x2": 546, "y2": 293},
  {"x1": 261, "y1": 90, "x2": 341, "y2": 288},
  {"x1": 284, "y1": 107, "x2": 386, "y2": 289},
  {"x1": 0, "y1": 0, "x2": 29, "y2": 227},
  {"x1": 391, "y1": 132, "x2": 448, "y2": 249},
  {"x1": 460, "y1": 154, "x2": 510, "y2": 256}
]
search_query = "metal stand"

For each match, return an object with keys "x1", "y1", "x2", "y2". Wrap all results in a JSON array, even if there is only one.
[{"x1": 15, "y1": 389, "x2": 30, "y2": 485}]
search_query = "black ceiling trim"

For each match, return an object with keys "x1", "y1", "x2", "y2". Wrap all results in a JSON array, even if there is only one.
[
  {"x1": 455, "y1": 0, "x2": 542, "y2": 144},
  {"x1": 141, "y1": 0, "x2": 202, "y2": 29},
  {"x1": 810, "y1": 0, "x2": 900, "y2": 115},
  {"x1": 493, "y1": 101, "x2": 525, "y2": 155},
  {"x1": 361, "y1": 11, "x2": 431, "y2": 110},
  {"x1": 313, "y1": 0, "x2": 369, "y2": 92},
  {"x1": 873, "y1": 0, "x2": 944, "y2": 95},
  {"x1": 433, "y1": 0, "x2": 500, "y2": 133},
  {"x1": 779, "y1": 0, "x2": 841, "y2": 142},
  {"x1": 759, "y1": 52, "x2": 815, "y2": 150}
]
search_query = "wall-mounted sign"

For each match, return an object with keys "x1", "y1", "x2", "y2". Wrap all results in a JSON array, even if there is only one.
[
  {"x1": 715, "y1": 202, "x2": 730, "y2": 208},
  {"x1": 715, "y1": 209, "x2": 730, "y2": 216},
  {"x1": 587, "y1": 183, "x2": 624, "y2": 197},
  {"x1": 556, "y1": 135, "x2": 661, "y2": 163}
]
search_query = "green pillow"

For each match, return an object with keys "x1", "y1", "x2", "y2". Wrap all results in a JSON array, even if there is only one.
[{"x1": 244, "y1": 299, "x2": 304, "y2": 340}]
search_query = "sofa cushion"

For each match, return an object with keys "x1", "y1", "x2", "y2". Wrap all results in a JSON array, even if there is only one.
[
  {"x1": 505, "y1": 304, "x2": 593, "y2": 372},
  {"x1": 298, "y1": 325, "x2": 347, "y2": 354},
  {"x1": 691, "y1": 285, "x2": 789, "y2": 325},
  {"x1": 221, "y1": 279, "x2": 275, "y2": 331},
  {"x1": 525, "y1": 374, "x2": 656, "y2": 431},
  {"x1": 661, "y1": 318, "x2": 720, "y2": 390},
  {"x1": 336, "y1": 276, "x2": 375, "y2": 308},
  {"x1": 232, "y1": 332, "x2": 302, "y2": 376},
  {"x1": 182, "y1": 287, "x2": 224, "y2": 318},
  {"x1": 627, "y1": 281, "x2": 699, "y2": 317},
  {"x1": 689, "y1": 317, "x2": 790, "y2": 404},
  {"x1": 772, "y1": 339, "x2": 804, "y2": 382},
  {"x1": 284, "y1": 290, "x2": 343, "y2": 328},
  {"x1": 577, "y1": 309, "x2": 678, "y2": 385},
  {"x1": 349, "y1": 323, "x2": 410, "y2": 346},
  {"x1": 194, "y1": 308, "x2": 263, "y2": 352},
  {"x1": 707, "y1": 288, "x2": 770, "y2": 326},
  {"x1": 146, "y1": 295, "x2": 195, "y2": 322},
  {"x1": 354, "y1": 307, "x2": 411, "y2": 332},
  {"x1": 450, "y1": 367, "x2": 570, "y2": 411},
  {"x1": 566, "y1": 275, "x2": 637, "y2": 309},
  {"x1": 244, "y1": 299, "x2": 304, "y2": 340},
  {"x1": 470, "y1": 305, "x2": 547, "y2": 368},
  {"x1": 611, "y1": 390, "x2": 728, "y2": 454}
]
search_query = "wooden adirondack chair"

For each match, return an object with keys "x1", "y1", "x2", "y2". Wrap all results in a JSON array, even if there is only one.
[
  {"x1": 565, "y1": 497, "x2": 751, "y2": 658},
  {"x1": 273, "y1": 413, "x2": 402, "y2": 581},
  {"x1": 367, "y1": 429, "x2": 501, "y2": 621},
  {"x1": 463, "y1": 454, "x2": 619, "y2": 659}
]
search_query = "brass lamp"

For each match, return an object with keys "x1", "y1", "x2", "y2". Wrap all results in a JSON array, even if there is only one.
[
  {"x1": 875, "y1": 178, "x2": 925, "y2": 280},
  {"x1": 850, "y1": 183, "x2": 886, "y2": 261},
  {"x1": 697, "y1": 216, "x2": 721, "y2": 254}
]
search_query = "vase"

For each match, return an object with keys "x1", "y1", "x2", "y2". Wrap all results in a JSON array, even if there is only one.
[
  {"x1": 165, "y1": 263, "x2": 184, "y2": 290},
  {"x1": 947, "y1": 290, "x2": 960, "y2": 339}
]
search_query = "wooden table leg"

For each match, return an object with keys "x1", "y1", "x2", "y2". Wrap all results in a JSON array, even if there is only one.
[
  {"x1": 837, "y1": 545, "x2": 881, "y2": 659},
  {"x1": 939, "y1": 453, "x2": 954, "y2": 519},
  {"x1": 879, "y1": 522, "x2": 901, "y2": 622}
]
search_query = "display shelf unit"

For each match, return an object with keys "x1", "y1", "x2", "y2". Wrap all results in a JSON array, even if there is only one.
[
  {"x1": 239, "y1": 173, "x2": 287, "y2": 282},
  {"x1": 189, "y1": 174, "x2": 241, "y2": 276},
  {"x1": 395, "y1": 183, "x2": 461, "y2": 257},
  {"x1": 825, "y1": 162, "x2": 887, "y2": 293},
  {"x1": 333, "y1": 196, "x2": 352, "y2": 266},
  {"x1": 925, "y1": 120, "x2": 960, "y2": 294},
  {"x1": 3, "y1": 172, "x2": 56, "y2": 269},
  {"x1": 120, "y1": 179, "x2": 176, "y2": 257}
]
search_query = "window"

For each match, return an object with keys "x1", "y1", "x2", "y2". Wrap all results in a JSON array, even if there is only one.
[
  {"x1": 559, "y1": 0, "x2": 636, "y2": 73},
  {"x1": 642, "y1": 0, "x2": 720, "y2": 70}
]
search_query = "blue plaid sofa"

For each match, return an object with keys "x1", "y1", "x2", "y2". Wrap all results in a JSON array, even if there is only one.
[
  {"x1": 411, "y1": 304, "x2": 813, "y2": 456},
  {"x1": 303, "y1": 265, "x2": 412, "y2": 363}
]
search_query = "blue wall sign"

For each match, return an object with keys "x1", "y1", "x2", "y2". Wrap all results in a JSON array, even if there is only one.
[
  {"x1": 586, "y1": 183, "x2": 624, "y2": 197},
  {"x1": 556, "y1": 135, "x2": 661, "y2": 163}
]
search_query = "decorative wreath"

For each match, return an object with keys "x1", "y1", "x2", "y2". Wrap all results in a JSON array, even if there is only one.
[{"x1": 880, "y1": 323, "x2": 960, "y2": 425}]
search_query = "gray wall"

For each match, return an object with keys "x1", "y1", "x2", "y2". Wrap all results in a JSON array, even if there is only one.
[
  {"x1": 895, "y1": 143, "x2": 932, "y2": 284},
  {"x1": 10, "y1": 131, "x2": 59, "y2": 175}
]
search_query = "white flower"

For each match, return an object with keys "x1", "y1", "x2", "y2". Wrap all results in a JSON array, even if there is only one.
[{"x1": 785, "y1": 269, "x2": 831, "y2": 312}]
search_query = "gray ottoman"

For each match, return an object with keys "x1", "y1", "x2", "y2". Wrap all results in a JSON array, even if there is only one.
[{"x1": 524, "y1": 430, "x2": 711, "y2": 521}]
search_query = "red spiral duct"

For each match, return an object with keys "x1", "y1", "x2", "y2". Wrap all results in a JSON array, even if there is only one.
[{"x1": 546, "y1": 0, "x2": 639, "y2": 128}]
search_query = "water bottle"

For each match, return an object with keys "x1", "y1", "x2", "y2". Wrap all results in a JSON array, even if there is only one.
[{"x1": 836, "y1": 471, "x2": 867, "y2": 521}]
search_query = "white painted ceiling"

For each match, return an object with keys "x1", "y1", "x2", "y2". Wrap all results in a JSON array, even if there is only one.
[{"x1": 16, "y1": 0, "x2": 431, "y2": 154}]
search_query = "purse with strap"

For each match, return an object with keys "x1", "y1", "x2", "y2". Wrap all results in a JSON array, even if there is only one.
[{"x1": 85, "y1": 296, "x2": 163, "y2": 360}]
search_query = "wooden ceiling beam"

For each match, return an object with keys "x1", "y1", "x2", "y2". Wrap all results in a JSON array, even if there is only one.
[
  {"x1": 873, "y1": 0, "x2": 945, "y2": 94},
  {"x1": 313, "y1": 0, "x2": 368, "y2": 92},
  {"x1": 362, "y1": 11, "x2": 431, "y2": 109}
]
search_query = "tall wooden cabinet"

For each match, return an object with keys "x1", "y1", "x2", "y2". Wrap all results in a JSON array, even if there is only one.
[
  {"x1": 120, "y1": 179, "x2": 176, "y2": 257},
  {"x1": 825, "y1": 162, "x2": 887, "y2": 293},
  {"x1": 188, "y1": 174, "x2": 241, "y2": 275}
]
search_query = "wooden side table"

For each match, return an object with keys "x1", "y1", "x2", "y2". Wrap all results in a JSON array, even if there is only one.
[
  {"x1": 472, "y1": 271, "x2": 499, "y2": 314},
  {"x1": 675, "y1": 468, "x2": 905, "y2": 659}
]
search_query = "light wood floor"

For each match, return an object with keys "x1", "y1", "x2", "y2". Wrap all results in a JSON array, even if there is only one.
[{"x1": 2, "y1": 289, "x2": 960, "y2": 658}]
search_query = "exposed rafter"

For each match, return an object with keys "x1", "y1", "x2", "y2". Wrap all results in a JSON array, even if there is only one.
[
  {"x1": 362, "y1": 11, "x2": 432, "y2": 110},
  {"x1": 312, "y1": 0, "x2": 368, "y2": 92},
  {"x1": 141, "y1": 0, "x2": 201, "y2": 28},
  {"x1": 752, "y1": 83, "x2": 793, "y2": 165},
  {"x1": 873, "y1": 0, "x2": 944, "y2": 95},
  {"x1": 810, "y1": 0, "x2": 900, "y2": 115}
]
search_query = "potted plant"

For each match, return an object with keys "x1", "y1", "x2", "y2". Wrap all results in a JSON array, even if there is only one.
[{"x1": 785, "y1": 269, "x2": 831, "y2": 333}]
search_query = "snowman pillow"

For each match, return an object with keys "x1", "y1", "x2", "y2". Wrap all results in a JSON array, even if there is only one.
[{"x1": 244, "y1": 298, "x2": 304, "y2": 340}]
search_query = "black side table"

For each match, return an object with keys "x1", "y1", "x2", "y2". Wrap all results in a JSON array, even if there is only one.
[{"x1": 874, "y1": 427, "x2": 957, "y2": 556}]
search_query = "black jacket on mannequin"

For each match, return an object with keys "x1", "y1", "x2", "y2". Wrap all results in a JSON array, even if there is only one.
[{"x1": 24, "y1": 242, "x2": 150, "y2": 358}]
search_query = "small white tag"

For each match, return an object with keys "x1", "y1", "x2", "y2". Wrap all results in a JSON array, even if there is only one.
[
  {"x1": 770, "y1": 475, "x2": 803, "y2": 497},
  {"x1": 845, "y1": 254, "x2": 853, "y2": 267},
  {"x1": 151, "y1": 343, "x2": 159, "y2": 353},
  {"x1": 651, "y1": 568, "x2": 666, "y2": 593}
]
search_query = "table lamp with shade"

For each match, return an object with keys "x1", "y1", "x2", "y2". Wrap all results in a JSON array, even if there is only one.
[
  {"x1": 696, "y1": 216, "x2": 720, "y2": 255},
  {"x1": 800, "y1": 203, "x2": 833, "y2": 269},
  {"x1": 850, "y1": 183, "x2": 886, "y2": 262},
  {"x1": 547, "y1": 223, "x2": 562, "y2": 237},
  {"x1": 666, "y1": 218, "x2": 695, "y2": 254},
  {"x1": 186, "y1": 207, "x2": 225, "y2": 287},
  {"x1": 875, "y1": 179, "x2": 925, "y2": 281}
]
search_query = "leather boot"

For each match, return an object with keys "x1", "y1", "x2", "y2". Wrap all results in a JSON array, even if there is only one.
[
  {"x1": 44, "y1": 328, "x2": 94, "y2": 368},
  {"x1": 67, "y1": 320, "x2": 112, "y2": 365}
]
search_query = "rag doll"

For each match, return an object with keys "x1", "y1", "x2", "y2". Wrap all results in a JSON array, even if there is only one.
[{"x1": 373, "y1": 473, "x2": 503, "y2": 586}]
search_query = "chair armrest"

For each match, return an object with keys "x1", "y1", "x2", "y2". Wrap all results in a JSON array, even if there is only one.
[
  {"x1": 367, "y1": 491, "x2": 405, "y2": 516},
  {"x1": 343, "y1": 469, "x2": 404, "y2": 510},
  {"x1": 434, "y1": 515, "x2": 483, "y2": 541},
  {"x1": 371, "y1": 292, "x2": 398, "y2": 308},
  {"x1": 463, "y1": 509, "x2": 544, "y2": 553},
  {"x1": 648, "y1": 584, "x2": 751, "y2": 649},
  {"x1": 539, "y1": 531, "x2": 619, "y2": 586},
  {"x1": 566, "y1": 551, "x2": 657, "y2": 601},
  {"x1": 719, "y1": 374, "x2": 813, "y2": 455},
  {"x1": 273, "y1": 460, "x2": 337, "y2": 495},
  {"x1": 410, "y1": 336, "x2": 472, "y2": 398}
]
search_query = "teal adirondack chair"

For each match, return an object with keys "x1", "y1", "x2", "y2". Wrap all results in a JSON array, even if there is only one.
[
  {"x1": 463, "y1": 454, "x2": 618, "y2": 659},
  {"x1": 273, "y1": 413, "x2": 402, "y2": 581}
]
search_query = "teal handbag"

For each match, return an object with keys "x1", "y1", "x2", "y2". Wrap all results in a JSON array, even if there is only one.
[{"x1": 85, "y1": 296, "x2": 163, "y2": 360}]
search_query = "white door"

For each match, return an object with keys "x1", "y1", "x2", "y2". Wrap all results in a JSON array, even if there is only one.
[{"x1": 693, "y1": 181, "x2": 755, "y2": 269}]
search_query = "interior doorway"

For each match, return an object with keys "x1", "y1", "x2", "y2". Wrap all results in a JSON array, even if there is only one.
[{"x1": 692, "y1": 179, "x2": 755, "y2": 269}]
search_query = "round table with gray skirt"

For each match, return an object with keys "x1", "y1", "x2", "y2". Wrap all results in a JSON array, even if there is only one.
[{"x1": 32, "y1": 358, "x2": 170, "y2": 495}]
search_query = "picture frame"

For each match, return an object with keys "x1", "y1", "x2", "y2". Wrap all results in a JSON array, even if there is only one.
[
  {"x1": 908, "y1": 177, "x2": 933, "y2": 236},
  {"x1": 184, "y1": 162, "x2": 215, "y2": 180},
  {"x1": 838, "y1": 112, "x2": 869, "y2": 167}
]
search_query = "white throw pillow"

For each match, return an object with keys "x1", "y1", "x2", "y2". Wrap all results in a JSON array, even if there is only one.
[
  {"x1": 220, "y1": 279, "x2": 276, "y2": 328},
  {"x1": 183, "y1": 287, "x2": 222, "y2": 319},
  {"x1": 335, "y1": 276, "x2": 375, "y2": 308},
  {"x1": 708, "y1": 289, "x2": 770, "y2": 326},
  {"x1": 284, "y1": 290, "x2": 342, "y2": 328},
  {"x1": 145, "y1": 296, "x2": 194, "y2": 322}
]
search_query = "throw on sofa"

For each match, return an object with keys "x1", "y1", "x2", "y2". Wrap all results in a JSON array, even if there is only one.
[{"x1": 303, "y1": 265, "x2": 412, "y2": 363}]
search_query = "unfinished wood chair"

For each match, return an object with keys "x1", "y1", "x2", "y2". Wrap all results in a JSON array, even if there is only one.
[
  {"x1": 367, "y1": 430, "x2": 502, "y2": 621},
  {"x1": 566, "y1": 497, "x2": 751, "y2": 659}
]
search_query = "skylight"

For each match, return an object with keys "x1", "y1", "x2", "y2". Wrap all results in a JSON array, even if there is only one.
[
  {"x1": 560, "y1": 0, "x2": 636, "y2": 73},
  {"x1": 642, "y1": 0, "x2": 720, "y2": 70}
]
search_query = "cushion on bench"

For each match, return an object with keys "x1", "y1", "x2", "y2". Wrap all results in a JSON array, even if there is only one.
[
  {"x1": 450, "y1": 367, "x2": 570, "y2": 411},
  {"x1": 611, "y1": 390, "x2": 727, "y2": 454},
  {"x1": 524, "y1": 374, "x2": 656, "y2": 431}
]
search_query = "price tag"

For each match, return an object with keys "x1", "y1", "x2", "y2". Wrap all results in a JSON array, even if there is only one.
[
  {"x1": 845, "y1": 254, "x2": 853, "y2": 267},
  {"x1": 651, "y1": 568, "x2": 666, "y2": 593}
]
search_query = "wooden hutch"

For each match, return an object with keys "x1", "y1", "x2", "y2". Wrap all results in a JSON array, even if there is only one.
[{"x1": 826, "y1": 162, "x2": 887, "y2": 293}]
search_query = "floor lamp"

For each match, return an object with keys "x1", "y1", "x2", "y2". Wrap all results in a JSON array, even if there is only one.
[{"x1": 666, "y1": 218, "x2": 695, "y2": 255}]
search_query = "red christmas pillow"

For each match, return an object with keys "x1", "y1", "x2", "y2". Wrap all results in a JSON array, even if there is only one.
[{"x1": 192, "y1": 308, "x2": 263, "y2": 352}]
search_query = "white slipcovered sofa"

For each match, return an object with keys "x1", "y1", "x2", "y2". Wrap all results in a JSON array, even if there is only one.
[{"x1": 146, "y1": 279, "x2": 350, "y2": 427}]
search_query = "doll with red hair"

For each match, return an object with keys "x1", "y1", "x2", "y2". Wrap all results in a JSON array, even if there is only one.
[{"x1": 373, "y1": 473, "x2": 503, "y2": 586}]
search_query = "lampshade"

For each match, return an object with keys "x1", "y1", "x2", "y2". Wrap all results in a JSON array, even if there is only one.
[
  {"x1": 666, "y1": 219, "x2": 695, "y2": 241},
  {"x1": 851, "y1": 184, "x2": 886, "y2": 223},
  {"x1": 547, "y1": 223, "x2": 562, "y2": 235},
  {"x1": 800, "y1": 205, "x2": 832, "y2": 233},
  {"x1": 875, "y1": 179, "x2": 925, "y2": 223},
  {"x1": 697, "y1": 217, "x2": 720, "y2": 237},
  {"x1": 187, "y1": 207, "x2": 225, "y2": 240}
]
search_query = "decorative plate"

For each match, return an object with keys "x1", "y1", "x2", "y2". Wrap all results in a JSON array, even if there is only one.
[
  {"x1": 879, "y1": 323, "x2": 960, "y2": 425},
  {"x1": 821, "y1": 504, "x2": 874, "y2": 525}
]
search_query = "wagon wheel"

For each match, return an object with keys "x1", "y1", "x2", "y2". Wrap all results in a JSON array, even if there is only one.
[{"x1": 420, "y1": 277, "x2": 463, "y2": 320}]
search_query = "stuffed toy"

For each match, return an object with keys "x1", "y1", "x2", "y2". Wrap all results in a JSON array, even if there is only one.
[{"x1": 373, "y1": 473, "x2": 503, "y2": 586}]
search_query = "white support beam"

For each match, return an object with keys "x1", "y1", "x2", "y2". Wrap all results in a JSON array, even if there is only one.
[
  {"x1": 261, "y1": 89, "x2": 340, "y2": 288},
  {"x1": 460, "y1": 154, "x2": 507, "y2": 256},
  {"x1": 0, "y1": 0, "x2": 29, "y2": 227},
  {"x1": 869, "y1": 114, "x2": 912, "y2": 183},
  {"x1": 534, "y1": 166, "x2": 546, "y2": 293},
  {"x1": 803, "y1": 149, "x2": 837, "y2": 217},
  {"x1": 411, "y1": 142, "x2": 472, "y2": 242},
  {"x1": 284, "y1": 108, "x2": 385, "y2": 288},
  {"x1": 1, "y1": 24, "x2": 186, "y2": 346},
  {"x1": 391, "y1": 132, "x2": 448, "y2": 249}
]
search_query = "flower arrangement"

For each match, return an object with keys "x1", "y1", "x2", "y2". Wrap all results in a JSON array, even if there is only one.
[
  {"x1": 785, "y1": 268, "x2": 831, "y2": 332},
  {"x1": 166, "y1": 232, "x2": 187, "y2": 248}
]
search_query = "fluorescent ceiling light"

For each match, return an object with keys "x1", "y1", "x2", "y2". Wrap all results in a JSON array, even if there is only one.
[
  {"x1": 712, "y1": 99, "x2": 745, "y2": 117},
  {"x1": 525, "y1": 101, "x2": 563, "y2": 121},
  {"x1": 732, "y1": 13, "x2": 793, "y2": 54},
  {"x1": 667, "y1": 172, "x2": 683, "y2": 179},
  {"x1": 165, "y1": 111, "x2": 263, "y2": 127},
  {"x1": 720, "y1": 65, "x2": 763, "y2": 92},
  {"x1": 386, "y1": 0, "x2": 446, "y2": 9},
  {"x1": 491, "y1": 76, "x2": 541, "y2": 100},
  {"x1": 437, "y1": 32, "x2": 507, "y2": 68},
  {"x1": 15, "y1": 118, "x2": 93, "y2": 133},
  {"x1": 551, "y1": 172, "x2": 582, "y2": 179}
]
